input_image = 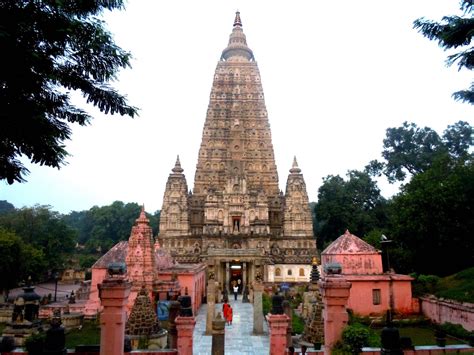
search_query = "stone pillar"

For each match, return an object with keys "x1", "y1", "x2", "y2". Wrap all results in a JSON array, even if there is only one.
[
  {"x1": 175, "y1": 316, "x2": 196, "y2": 355},
  {"x1": 168, "y1": 300, "x2": 181, "y2": 349},
  {"x1": 282, "y1": 300, "x2": 293, "y2": 347},
  {"x1": 243, "y1": 262, "x2": 247, "y2": 286},
  {"x1": 206, "y1": 280, "x2": 216, "y2": 335},
  {"x1": 211, "y1": 312, "x2": 226, "y2": 355},
  {"x1": 253, "y1": 282, "x2": 264, "y2": 335},
  {"x1": 98, "y1": 277, "x2": 131, "y2": 355},
  {"x1": 319, "y1": 275, "x2": 351, "y2": 355},
  {"x1": 225, "y1": 262, "x2": 230, "y2": 292},
  {"x1": 267, "y1": 314, "x2": 290, "y2": 355}
]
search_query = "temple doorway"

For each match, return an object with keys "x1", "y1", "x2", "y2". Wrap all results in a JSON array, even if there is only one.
[{"x1": 230, "y1": 261, "x2": 243, "y2": 293}]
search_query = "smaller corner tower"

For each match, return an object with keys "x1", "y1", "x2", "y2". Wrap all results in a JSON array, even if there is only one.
[
  {"x1": 159, "y1": 156, "x2": 191, "y2": 239},
  {"x1": 282, "y1": 157, "x2": 314, "y2": 237}
]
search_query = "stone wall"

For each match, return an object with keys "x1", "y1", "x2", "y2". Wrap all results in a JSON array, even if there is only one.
[{"x1": 420, "y1": 295, "x2": 474, "y2": 331}]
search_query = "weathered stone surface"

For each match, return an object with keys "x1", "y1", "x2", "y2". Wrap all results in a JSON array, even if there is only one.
[
  {"x1": 126, "y1": 286, "x2": 161, "y2": 337},
  {"x1": 253, "y1": 283, "x2": 264, "y2": 335},
  {"x1": 206, "y1": 281, "x2": 216, "y2": 335},
  {"x1": 211, "y1": 312, "x2": 226, "y2": 355}
]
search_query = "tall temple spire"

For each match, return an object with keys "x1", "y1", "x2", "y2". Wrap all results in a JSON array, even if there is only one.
[
  {"x1": 234, "y1": 10, "x2": 242, "y2": 27},
  {"x1": 221, "y1": 11, "x2": 254, "y2": 61},
  {"x1": 172, "y1": 155, "x2": 183, "y2": 174},
  {"x1": 290, "y1": 156, "x2": 301, "y2": 174},
  {"x1": 136, "y1": 204, "x2": 149, "y2": 224},
  {"x1": 158, "y1": 11, "x2": 317, "y2": 269}
]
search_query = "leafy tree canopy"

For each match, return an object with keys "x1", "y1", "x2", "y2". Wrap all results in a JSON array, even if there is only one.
[
  {"x1": 388, "y1": 155, "x2": 474, "y2": 275},
  {"x1": 314, "y1": 170, "x2": 387, "y2": 248},
  {"x1": 368, "y1": 121, "x2": 473, "y2": 182},
  {"x1": 0, "y1": 200, "x2": 15, "y2": 214},
  {"x1": 62, "y1": 201, "x2": 160, "y2": 253},
  {"x1": 0, "y1": 205, "x2": 76, "y2": 271},
  {"x1": 414, "y1": 1, "x2": 474, "y2": 104},
  {"x1": 0, "y1": 0, "x2": 138, "y2": 184},
  {"x1": 0, "y1": 227, "x2": 47, "y2": 292}
]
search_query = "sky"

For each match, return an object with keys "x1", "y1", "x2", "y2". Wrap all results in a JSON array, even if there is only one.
[{"x1": 2, "y1": 0, "x2": 474, "y2": 214}]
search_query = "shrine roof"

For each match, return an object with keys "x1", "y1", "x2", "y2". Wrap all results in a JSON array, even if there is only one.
[
  {"x1": 92, "y1": 241, "x2": 128, "y2": 268},
  {"x1": 322, "y1": 230, "x2": 378, "y2": 255}
]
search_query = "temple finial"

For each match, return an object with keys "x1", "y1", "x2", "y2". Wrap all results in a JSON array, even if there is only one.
[
  {"x1": 221, "y1": 11, "x2": 254, "y2": 61},
  {"x1": 172, "y1": 155, "x2": 184, "y2": 174},
  {"x1": 234, "y1": 11, "x2": 242, "y2": 27},
  {"x1": 136, "y1": 204, "x2": 149, "y2": 224},
  {"x1": 290, "y1": 156, "x2": 301, "y2": 174}
]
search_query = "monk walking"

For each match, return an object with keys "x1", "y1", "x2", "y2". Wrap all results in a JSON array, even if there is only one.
[
  {"x1": 227, "y1": 305, "x2": 233, "y2": 325},
  {"x1": 222, "y1": 301, "x2": 230, "y2": 325}
]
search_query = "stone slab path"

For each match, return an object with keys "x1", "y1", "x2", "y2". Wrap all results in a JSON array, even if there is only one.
[{"x1": 193, "y1": 295, "x2": 270, "y2": 355}]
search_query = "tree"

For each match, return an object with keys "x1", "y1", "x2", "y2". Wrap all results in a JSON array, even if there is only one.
[
  {"x1": 314, "y1": 170, "x2": 387, "y2": 248},
  {"x1": 0, "y1": 1, "x2": 138, "y2": 184},
  {"x1": 388, "y1": 155, "x2": 474, "y2": 275},
  {"x1": 414, "y1": 1, "x2": 474, "y2": 104},
  {"x1": 0, "y1": 228, "x2": 46, "y2": 292},
  {"x1": 371, "y1": 121, "x2": 473, "y2": 182},
  {"x1": 0, "y1": 205, "x2": 76, "y2": 272},
  {"x1": 0, "y1": 200, "x2": 15, "y2": 214},
  {"x1": 62, "y1": 201, "x2": 160, "y2": 253}
]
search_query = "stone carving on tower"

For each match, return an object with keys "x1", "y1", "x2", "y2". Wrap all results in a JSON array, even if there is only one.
[
  {"x1": 158, "y1": 12, "x2": 317, "y2": 285},
  {"x1": 126, "y1": 206, "x2": 159, "y2": 308},
  {"x1": 159, "y1": 156, "x2": 191, "y2": 238},
  {"x1": 282, "y1": 157, "x2": 314, "y2": 237}
]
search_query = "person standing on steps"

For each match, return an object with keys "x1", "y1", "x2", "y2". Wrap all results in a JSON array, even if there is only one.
[
  {"x1": 222, "y1": 300, "x2": 230, "y2": 325},
  {"x1": 227, "y1": 305, "x2": 233, "y2": 325},
  {"x1": 233, "y1": 284, "x2": 238, "y2": 300}
]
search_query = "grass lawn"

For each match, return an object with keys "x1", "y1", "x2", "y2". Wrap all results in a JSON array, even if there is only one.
[
  {"x1": 373, "y1": 326, "x2": 467, "y2": 346},
  {"x1": 65, "y1": 320, "x2": 100, "y2": 348}
]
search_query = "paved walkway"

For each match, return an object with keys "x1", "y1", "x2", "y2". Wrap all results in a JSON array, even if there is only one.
[{"x1": 193, "y1": 295, "x2": 270, "y2": 355}]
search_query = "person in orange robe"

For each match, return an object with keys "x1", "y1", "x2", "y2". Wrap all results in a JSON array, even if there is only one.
[
  {"x1": 222, "y1": 301, "x2": 229, "y2": 325},
  {"x1": 227, "y1": 305, "x2": 233, "y2": 325}
]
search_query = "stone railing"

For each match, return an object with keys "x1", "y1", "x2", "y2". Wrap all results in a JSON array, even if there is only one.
[{"x1": 420, "y1": 295, "x2": 474, "y2": 331}]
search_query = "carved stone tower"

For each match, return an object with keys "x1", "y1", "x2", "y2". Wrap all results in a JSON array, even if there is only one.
[
  {"x1": 159, "y1": 12, "x2": 317, "y2": 287},
  {"x1": 126, "y1": 207, "x2": 158, "y2": 308}
]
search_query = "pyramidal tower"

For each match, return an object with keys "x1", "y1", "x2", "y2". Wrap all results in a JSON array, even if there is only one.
[{"x1": 158, "y1": 12, "x2": 317, "y2": 287}]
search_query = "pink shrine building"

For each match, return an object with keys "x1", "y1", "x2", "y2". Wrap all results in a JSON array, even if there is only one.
[
  {"x1": 84, "y1": 208, "x2": 206, "y2": 318},
  {"x1": 321, "y1": 230, "x2": 414, "y2": 316}
]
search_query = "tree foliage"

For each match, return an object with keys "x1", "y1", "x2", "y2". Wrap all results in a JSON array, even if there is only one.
[
  {"x1": 0, "y1": 0, "x2": 138, "y2": 184},
  {"x1": 62, "y1": 201, "x2": 160, "y2": 253},
  {"x1": 370, "y1": 121, "x2": 473, "y2": 182},
  {"x1": 388, "y1": 155, "x2": 474, "y2": 275},
  {"x1": 314, "y1": 170, "x2": 387, "y2": 248},
  {"x1": 0, "y1": 205, "x2": 76, "y2": 272},
  {"x1": 0, "y1": 227, "x2": 47, "y2": 292},
  {"x1": 414, "y1": 1, "x2": 474, "y2": 104}
]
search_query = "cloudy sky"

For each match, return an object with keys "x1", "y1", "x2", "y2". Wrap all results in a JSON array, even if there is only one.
[{"x1": 2, "y1": 0, "x2": 474, "y2": 214}]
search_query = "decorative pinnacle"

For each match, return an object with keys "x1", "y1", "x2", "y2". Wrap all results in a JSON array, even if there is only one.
[
  {"x1": 172, "y1": 155, "x2": 184, "y2": 174},
  {"x1": 290, "y1": 156, "x2": 301, "y2": 174},
  {"x1": 136, "y1": 204, "x2": 149, "y2": 224},
  {"x1": 234, "y1": 11, "x2": 242, "y2": 27}
]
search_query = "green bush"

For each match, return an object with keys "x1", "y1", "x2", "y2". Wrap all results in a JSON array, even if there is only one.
[
  {"x1": 440, "y1": 322, "x2": 473, "y2": 340},
  {"x1": 24, "y1": 332, "x2": 46, "y2": 354},
  {"x1": 412, "y1": 274, "x2": 440, "y2": 296},
  {"x1": 342, "y1": 323, "x2": 370, "y2": 353},
  {"x1": 292, "y1": 310, "x2": 305, "y2": 334},
  {"x1": 262, "y1": 292, "x2": 271, "y2": 316}
]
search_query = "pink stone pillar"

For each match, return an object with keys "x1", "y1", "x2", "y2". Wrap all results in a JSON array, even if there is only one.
[
  {"x1": 319, "y1": 275, "x2": 351, "y2": 355},
  {"x1": 175, "y1": 316, "x2": 196, "y2": 355},
  {"x1": 98, "y1": 277, "x2": 131, "y2": 355},
  {"x1": 266, "y1": 314, "x2": 290, "y2": 355}
]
